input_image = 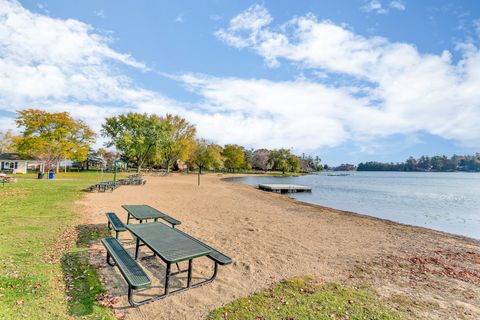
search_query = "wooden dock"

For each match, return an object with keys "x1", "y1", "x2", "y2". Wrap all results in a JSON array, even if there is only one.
[{"x1": 258, "y1": 184, "x2": 312, "y2": 194}]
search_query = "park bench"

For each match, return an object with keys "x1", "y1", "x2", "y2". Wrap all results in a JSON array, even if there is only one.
[
  {"x1": 106, "y1": 212, "x2": 127, "y2": 238},
  {"x1": 101, "y1": 237, "x2": 152, "y2": 307}
]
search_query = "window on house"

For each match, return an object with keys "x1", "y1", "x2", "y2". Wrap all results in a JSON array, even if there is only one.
[{"x1": 3, "y1": 162, "x2": 17, "y2": 169}]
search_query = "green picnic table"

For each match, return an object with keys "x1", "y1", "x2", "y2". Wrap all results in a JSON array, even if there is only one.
[
  {"x1": 124, "y1": 222, "x2": 231, "y2": 306},
  {"x1": 122, "y1": 204, "x2": 181, "y2": 227}
]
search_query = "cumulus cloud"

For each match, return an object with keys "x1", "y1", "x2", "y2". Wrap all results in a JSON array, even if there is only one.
[
  {"x1": 0, "y1": 0, "x2": 153, "y2": 133},
  {"x1": 1, "y1": 0, "x2": 480, "y2": 154},
  {"x1": 215, "y1": 4, "x2": 273, "y2": 49},
  {"x1": 362, "y1": 0, "x2": 406, "y2": 14},
  {"x1": 213, "y1": 4, "x2": 480, "y2": 147}
]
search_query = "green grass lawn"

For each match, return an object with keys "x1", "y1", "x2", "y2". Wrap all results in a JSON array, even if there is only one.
[
  {"x1": 208, "y1": 276, "x2": 403, "y2": 320},
  {"x1": 0, "y1": 171, "x2": 122, "y2": 319}
]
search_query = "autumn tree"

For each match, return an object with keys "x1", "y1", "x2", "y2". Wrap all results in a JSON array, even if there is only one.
[
  {"x1": 102, "y1": 113, "x2": 165, "y2": 172},
  {"x1": 98, "y1": 148, "x2": 117, "y2": 168},
  {"x1": 157, "y1": 114, "x2": 196, "y2": 173},
  {"x1": 222, "y1": 144, "x2": 246, "y2": 172},
  {"x1": 268, "y1": 148, "x2": 300, "y2": 174},
  {"x1": 14, "y1": 109, "x2": 95, "y2": 172},
  {"x1": 287, "y1": 154, "x2": 301, "y2": 173},
  {"x1": 189, "y1": 139, "x2": 223, "y2": 185},
  {"x1": 0, "y1": 129, "x2": 14, "y2": 153},
  {"x1": 251, "y1": 148, "x2": 270, "y2": 171}
]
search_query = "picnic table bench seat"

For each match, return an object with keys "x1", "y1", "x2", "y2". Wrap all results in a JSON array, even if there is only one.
[
  {"x1": 158, "y1": 215, "x2": 181, "y2": 227},
  {"x1": 174, "y1": 228, "x2": 232, "y2": 265},
  {"x1": 106, "y1": 212, "x2": 127, "y2": 238},
  {"x1": 102, "y1": 237, "x2": 151, "y2": 306}
]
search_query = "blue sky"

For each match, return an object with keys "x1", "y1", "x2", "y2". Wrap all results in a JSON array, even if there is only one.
[{"x1": 1, "y1": 0, "x2": 480, "y2": 165}]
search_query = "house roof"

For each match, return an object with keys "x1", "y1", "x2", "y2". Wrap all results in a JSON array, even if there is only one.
[{"x1": 0, "y1": 153, "x2": 36, "y2": 161}]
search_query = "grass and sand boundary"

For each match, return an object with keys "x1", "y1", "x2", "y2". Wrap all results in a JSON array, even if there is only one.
[{"x1": 1, "y1": 172, "x2": 479, "y2": 319}]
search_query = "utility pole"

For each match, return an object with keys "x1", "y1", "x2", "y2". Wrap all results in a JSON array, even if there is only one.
[{"x1": 113, "y1": 156, "x2": 118, "y2": 184}]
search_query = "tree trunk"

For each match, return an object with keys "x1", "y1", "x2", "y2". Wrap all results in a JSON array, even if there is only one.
[
  {"x1": 56, "y1": 161, "x2": 60, "y2": 173},
  {"x1": 197, "y1": 167, "x2": 202, "y2": 186},
  {"x1": 166, "y1": 159, "x2": 171, "y2": 173}
]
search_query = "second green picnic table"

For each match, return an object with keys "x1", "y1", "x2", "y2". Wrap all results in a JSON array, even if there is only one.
[{"x1": 122, "y1": 204, "x2": 181, "y2": 227}]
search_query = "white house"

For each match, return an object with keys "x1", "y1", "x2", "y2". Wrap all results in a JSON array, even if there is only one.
[{"x1": 0, "y1": 153, "x2": 45, "y2": 174}]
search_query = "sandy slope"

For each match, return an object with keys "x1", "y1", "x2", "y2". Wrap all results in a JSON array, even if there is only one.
[{"x1": 78, "y1": 173, "x2": 480, "y2": 319}]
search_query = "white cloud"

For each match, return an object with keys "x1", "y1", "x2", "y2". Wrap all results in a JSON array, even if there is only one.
[
  {"x1": 212, "y1": 4, "x2": 480, "y2": 147},
  {"x1": 389, "y1": 1, "x2": 406, "y2": 11},
  {"x1": 215, "y1": 4, "x2": 273, "y2": 49},
  {"x1": 0, "y1": 0, "x2": 148, "y2": 111},
  {"x1": 362, "y1": 0, "x2": 406, "y2": 14},
  {"x1": 2, "y1": 0, "x2": 480, "y2": 155},
  {"x1": 94, "y1": 10, "x2": 105, "y2": 18},
  {"x1": 474, "y1": 19, "x2": 480, "y2": 38},
  {"x1": 175, "y1": 14, "x2": 184, "y2": 23},
  {"x1": 0, "y1": 0, "x2": 154, "y2": 135},
  {"x1": 209, "y1": 14, "x2": 222, "y2": 21}
]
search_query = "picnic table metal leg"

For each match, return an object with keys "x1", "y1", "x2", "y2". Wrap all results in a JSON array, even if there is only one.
[
  {"x1": 164, "y1": 262, "x2": 171, "y2": 295},
  {"x1": 125, "y1": 260, "x2": 219, "y2": 307},
  {"x1": 106, "y1": 252, "x2": 115, "y2": 266},
  {"x1": 135, "y1": 237, "x2": 140, "y2": 260},
  {"x1": 127, "y1": 213, "x2": 130, "y2": 225},
  {"x1": 187, "y1": 259, "x2": 192, "y2": 287}
]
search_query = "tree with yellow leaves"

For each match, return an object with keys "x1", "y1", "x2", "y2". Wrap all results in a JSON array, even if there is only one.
[
  {"x1": 14, "y1": 109, "x2": 95, "y2": 172},
  {"x1": 158, "y1": 114, "x2": 196, "y2": 173}
]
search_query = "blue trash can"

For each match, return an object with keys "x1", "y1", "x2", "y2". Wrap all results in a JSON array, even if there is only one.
[{"x1": 48, "y1": 171, "x2": 55, "y2": 179}]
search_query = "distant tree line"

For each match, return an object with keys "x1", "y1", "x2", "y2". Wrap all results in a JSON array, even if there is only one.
[
  {"x1": 0, "y1": 110, "x2": 323, "y2": 178},
  {"x1": 357, "y1": 154, "x2": 480, "y2": 172}
]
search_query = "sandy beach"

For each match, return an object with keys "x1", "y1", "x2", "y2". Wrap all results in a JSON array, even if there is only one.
[{"x1": 78, "y1": 174, "x2": 480, "y2": 319}]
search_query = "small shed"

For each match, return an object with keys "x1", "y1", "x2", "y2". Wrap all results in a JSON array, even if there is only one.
[{"x1": 0, "y1": 153, "x2": 45, "y2": 174}]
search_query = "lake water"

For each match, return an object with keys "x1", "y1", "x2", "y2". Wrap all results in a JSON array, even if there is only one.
[{"x1": 230, "y1": 172, "x2": 480, "y2": 240}]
